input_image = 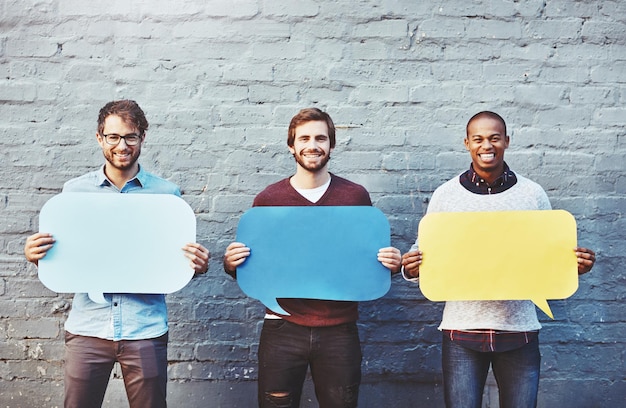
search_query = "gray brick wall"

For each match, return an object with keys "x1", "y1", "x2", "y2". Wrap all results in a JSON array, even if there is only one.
[{"x1": 1, "y1": 1, "x2": 624, "y2": 407}]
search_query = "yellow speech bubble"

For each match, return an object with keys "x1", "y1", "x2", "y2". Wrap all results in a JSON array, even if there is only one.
[{"x1": 418, "y1": 210, "x2": 578, "y2": 319}]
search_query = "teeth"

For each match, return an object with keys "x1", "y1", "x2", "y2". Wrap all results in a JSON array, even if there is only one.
[{"x1": 480, "y1": 153, "x2": 495, "y2": 160}]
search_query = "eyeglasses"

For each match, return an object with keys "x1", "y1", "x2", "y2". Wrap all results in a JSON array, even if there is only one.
[{"x1": 101, "y1": 133, "x2": 142, "y2": 146}]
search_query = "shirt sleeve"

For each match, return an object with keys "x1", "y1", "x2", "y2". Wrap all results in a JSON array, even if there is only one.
[
  {"x1": 401, "y1": 267, "x2": 419, "y2": 282},
  {"x1": 537, "y1": 188, "x2": 552, "y2": 210}
]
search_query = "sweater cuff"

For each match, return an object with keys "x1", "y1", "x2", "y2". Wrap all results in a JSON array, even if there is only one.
[{"x1": 401, "y1": 266, "x2": 419, "y2": 282}]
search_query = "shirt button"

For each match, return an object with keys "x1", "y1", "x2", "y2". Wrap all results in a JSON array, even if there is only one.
[{"x1": 113, "y1": 302, "x2": 118, "y2": 307}]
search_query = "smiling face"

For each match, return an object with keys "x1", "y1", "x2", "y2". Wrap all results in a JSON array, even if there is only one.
[
  {"x1": 96, "y1": 114, "x2": 144, "y2": 179},
  {"x1": 464, "y1": 115, "x2": 510, "y2": 184},
  {"x1": 288, "y1": 120, "x2": 333, "y2": 174}
]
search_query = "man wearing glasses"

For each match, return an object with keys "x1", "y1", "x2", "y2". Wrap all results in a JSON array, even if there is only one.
[{"x1": 23, "y1": 100, "x2": 210, "y2": 408}]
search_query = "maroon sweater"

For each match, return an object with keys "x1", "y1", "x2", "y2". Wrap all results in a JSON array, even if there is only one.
[{"x1": 252, "y1": 174, "x2": 372, "y2": 327}]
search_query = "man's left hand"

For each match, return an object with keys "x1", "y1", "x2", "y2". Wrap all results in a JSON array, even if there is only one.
[
  {"x1": 575, "y1": 247, "x2": 595, "y2": 275},
  {"x1": 183, "y1": 243, "x2": 210, "y2": 275},
  {"x1": 378, "y1": 247, "x2": 402, "y2": 274}
]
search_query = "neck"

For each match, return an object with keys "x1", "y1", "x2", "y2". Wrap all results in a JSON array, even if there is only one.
[
  {"x1": 290, "y1": 167, "x2": 331, "y2": 189},
  {"x1": 104, "y1": 163, "x2": 139, "y2": 189}
]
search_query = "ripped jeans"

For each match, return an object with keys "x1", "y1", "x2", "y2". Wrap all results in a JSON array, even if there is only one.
[{"x1": 258, "y1": 319, "x2": 362, "y2": 408}]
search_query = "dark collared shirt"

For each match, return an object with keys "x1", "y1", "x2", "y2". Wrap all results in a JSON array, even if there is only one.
[{"x1": 459, "y1": 162, "x2": 517, "y2": 195}]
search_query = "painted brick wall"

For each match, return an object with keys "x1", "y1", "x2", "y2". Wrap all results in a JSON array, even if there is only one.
[{"x1": 1, "y1": 1, "x2": 624, "y2": 407}]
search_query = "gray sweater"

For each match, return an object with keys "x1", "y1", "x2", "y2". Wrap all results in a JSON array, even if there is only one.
[{"x1": 413, "y1": 172, "x2": 551, "y2": 331}]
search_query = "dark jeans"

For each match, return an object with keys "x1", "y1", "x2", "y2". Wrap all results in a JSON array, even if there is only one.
[
  {"x1": 64, "y1": 331, "x2": 168, "y2": 408},
  {"x1": 258, "y1": 319, "x2": 362, "y2": 408},
  {"x1": 442, "y1": 333, "x2": 540, "y2": 408}
]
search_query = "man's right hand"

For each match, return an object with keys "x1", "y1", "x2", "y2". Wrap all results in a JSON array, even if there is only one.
[
  {"x1": 223, "y1": 242, "x2": 251, "y2": 276},
  {"x1": 24, "y1": 233, "x2": 55, "y2": 266},
  {"x1": 401, "y1": 249, "x2": 422, "y2": 279}
]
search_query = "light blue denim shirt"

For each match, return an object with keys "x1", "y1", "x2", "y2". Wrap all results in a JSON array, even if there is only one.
[{"x1": 62, "y1": 165, "x2": 181, "y2": 341}]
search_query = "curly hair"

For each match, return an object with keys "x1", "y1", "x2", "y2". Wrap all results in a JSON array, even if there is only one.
[{"x1": 97, "y1": 100, "x2": 149, "y2": 136}]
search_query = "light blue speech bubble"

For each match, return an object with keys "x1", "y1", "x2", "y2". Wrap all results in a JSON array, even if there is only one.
[
  {"x1": 235, "y1": 206, "x2": 391, "y2": 315},
  {"x1": 38, "y1": 193, "x2": 196, "y2": 303}
]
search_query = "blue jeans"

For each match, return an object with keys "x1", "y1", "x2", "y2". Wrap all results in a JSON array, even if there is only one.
[
  {"x1": 258, "y1": 319, "x2": 362, "y2": 408},
  {"x1": 64, "y1": 331, "x2": 168, "y2": 408},
  {"x1": 442, "y1": 333, "x2": 540, "y2": 408}
]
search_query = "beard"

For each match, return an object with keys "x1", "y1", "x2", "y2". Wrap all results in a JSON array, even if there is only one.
[
  {"x1": 102, "y1": 147, "x2": 141, "y2": 172},
  {"x1": 293, "y1": 149, "x2": 331, "y2": 172}
]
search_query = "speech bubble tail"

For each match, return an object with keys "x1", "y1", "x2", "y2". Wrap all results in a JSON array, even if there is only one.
[
  {"x1": 265, "y1": 299, "x2": 290, "y2": 316},
  {"x1": 88, "y1": 292, "x2": 108, "y2": 304},
  {"x1": 533, "y1": 298, "x2": 554, "y2": 319}
]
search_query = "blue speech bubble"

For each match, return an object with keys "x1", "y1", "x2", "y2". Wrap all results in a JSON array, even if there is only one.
[
  {"x1": 235, "y1": 206, "x2": 391, "y2": 315},
  {"x1": 38, "y1": 193, "x2": 196, "y2": 303}
]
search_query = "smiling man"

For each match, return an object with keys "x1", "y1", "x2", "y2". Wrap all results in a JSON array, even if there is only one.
[
  {"x1": 464, "y1": 112, "x2": 510, "y2": 186},
  {"x1": 24, "y1": 100, "x2": 210, "y2": 408},
  {"x1": 401, "y1": 111, "x2": 596, "y2": 408},
  {"x1": 223, "y1": 108, "x2": 402, "y2": 408}
]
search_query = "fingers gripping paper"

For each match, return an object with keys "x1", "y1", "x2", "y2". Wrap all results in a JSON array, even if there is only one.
[
  {"x1": 38, "y1": 193, "x2": 196, "y2": 303},
  {"x1": 417, "y1": 210, "x2": 578, "y2": 319},
  {"x1": 235, "y1": 206, "x2": 391, "y2": 315}
]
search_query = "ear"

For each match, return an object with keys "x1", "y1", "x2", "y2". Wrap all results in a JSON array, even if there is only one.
[
  {"x1": 96, "y1": 132, "x2": 105, "y2": 147},
  {"x1": 504, "y1": 135, "x2": 510, "y2": 148},
  {"x1": 288, "y1": 145, "x2": 295, "y2": 155},
  {"x1": 463, "y1": 137, "x2": 470, "y2": 151}
]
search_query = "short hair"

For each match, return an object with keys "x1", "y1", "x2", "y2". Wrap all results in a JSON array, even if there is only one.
[
  {"x1": 97, "y1": 100, "x2": 149, "y2": 136},
  {"x1": 466, "y1": 111, "x2": 507, "y2": 137},
  {"x1": 287, "y1": 108, "x2": 336, "y2": 148}
]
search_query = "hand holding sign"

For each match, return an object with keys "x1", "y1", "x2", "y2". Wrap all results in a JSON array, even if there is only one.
[
  {"x1": 417, "y1": 210, "x2": 578, "y2": 319},
  {"x1": 235, "y1": 206, "x2": 391, "y2": 315},
  {"x1": 37, "y1": 193, "x2": 196, "y2": 303}
]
